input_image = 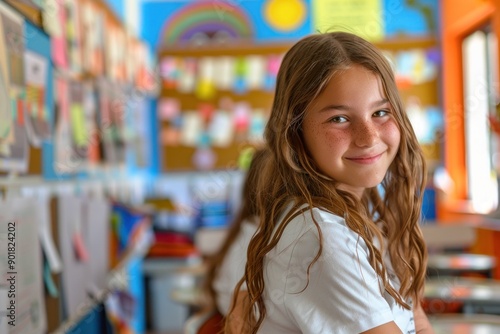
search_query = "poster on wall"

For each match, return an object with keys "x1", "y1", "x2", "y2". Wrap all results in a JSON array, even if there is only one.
[
  {"x1": 24, "y1": 20, "x2": 54, "y2": 149},
  {"x1": 0, "y1": 1, "x2": 29, "y2": 173},
  {"x1": 0, "y1": 12, "x2": 13, "y2": 145},
  {"x1": 24, "y1": 51, "x2": 51, "y2": 146},
  {"x1": 141, "y1": 0, "x2": 313, "y2": 49},
  {"x1": 312, "y1": 0, "x2": 383, "y2": 42},
  {"x1": 382, "y1": 0, "x2": 438, "y2": 37},
  {"x1": 81, "y1": 0, "x2": 105, "y2": 76}
]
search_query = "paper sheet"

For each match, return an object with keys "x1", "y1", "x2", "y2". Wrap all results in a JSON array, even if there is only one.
[
  {"x1": 86, "y1": 198, "x2": 110, "y2": 291},
  {"x1": 57, "y1": 195, "x2": 89, "y2": 318},
  {"x1": 0, "y1": 199, "x2": 48, "y2": 334}
]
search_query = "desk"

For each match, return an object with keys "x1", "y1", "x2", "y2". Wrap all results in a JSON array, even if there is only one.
[
  {"x1": 425, "y1": 277, "x2": 500, "y2": 314},
  {"x1": 427, "y1": 253, "x2": 496, "y2": 278},
  {"x1": 429, "y1": 314, "x2": 500, "y2": 333}
]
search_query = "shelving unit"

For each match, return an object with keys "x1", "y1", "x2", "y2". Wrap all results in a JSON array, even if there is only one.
[{"x1": 158, "y1": 42, "x2": 291, "y2": 171}]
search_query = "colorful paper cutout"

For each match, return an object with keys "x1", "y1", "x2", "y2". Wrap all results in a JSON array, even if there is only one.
[{"x1": 263, "y1": 0, "x2": 307, "y2": 32}]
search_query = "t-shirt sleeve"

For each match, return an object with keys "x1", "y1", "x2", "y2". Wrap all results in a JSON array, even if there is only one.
[{"x1": 279, "y1": 211, "x2": 395, "y2": 334}]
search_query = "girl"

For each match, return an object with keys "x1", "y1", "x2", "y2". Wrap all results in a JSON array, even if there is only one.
[
  {"x1": 230, "y1": 32, "x2": 434, "y2": 333},
  {"x1": 204, "y1": 148, "x2": 269, "y2": 330}
]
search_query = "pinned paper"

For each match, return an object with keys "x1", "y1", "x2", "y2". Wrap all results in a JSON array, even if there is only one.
[
  {"x1": 160, "y1": 57, "x2": 178, "y2": 89},
  {"x1": 72, "y1": 231, "x2": 89, "y2": 262},
  {"x1": 43, "y1": 261, "x2": 59, "y2": 298},
  {"x1": 199, "y1": 103, "x2": 215, "y2": 124},
  {"x1": 161, "y1": 127, "x2": 180, "y2": 146},
  {"x1": 158, "y1": 98, "x2": 180, "y2": 120},
  {"x1": 215, "y1": 56, "x2": 235, "y2": 90},
  {"x1": 233, "y1": 102, "x2": 251, "y2": 133},
  {"x1": 178, "y1": 57, "x2": 196, "y2": 93},
  {"x1": 196, "y1": 79, "x2": 216, "y2": 100},
  {"x1": 193, "y1": 147, "x2": 216, "y2": 170},
  {"x1": 181, "y1": 112, "x2": 203, "y2": 146},
  {"x1": 72, "y1": 199, "x2": 89, "y2": 262},
  {"x1": 209, "y1": 111, "x2": 233, "y2": 147},
  {"x1": 70, "y1": 104, "x2": 88, "y2": 147},
  {"x1": 24, "y1": 51, "x2": 51, "y2": 146},
  {"x1": 38, "y1": 197, "x2": 63, "y2": 273},
  {"x1": 265, "y1": 55, "x2": 282, "y2": 90},
  {"x1": 196, "y1": 57, "x2": 216, "y2": 100},
  {"x1": 248, "y1": 110, "x2": 267, "y2": 144},
  {"x1": 234, "y1": 57, "x2": 248, "y2": 94},
  {"x1": 246, "y1": 55, "x2": 266, "y2": 90}
]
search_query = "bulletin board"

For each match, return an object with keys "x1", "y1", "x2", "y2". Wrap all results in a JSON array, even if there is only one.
[
  {"x1": 158, "y1": 43, "x2": 292, "y2": 171},
  {"x1": 375, "y1": 36, "x2": 442, "y2": 169}
]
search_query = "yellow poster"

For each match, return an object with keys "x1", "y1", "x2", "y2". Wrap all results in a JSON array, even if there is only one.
[{"x1": 313, "y1": 0, "x2": 384, "y2": 42}]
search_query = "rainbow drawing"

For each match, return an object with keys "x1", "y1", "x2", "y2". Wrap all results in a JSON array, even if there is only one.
[{"x1": 160, "y1": 1, "x2": 254, "y2": 45}]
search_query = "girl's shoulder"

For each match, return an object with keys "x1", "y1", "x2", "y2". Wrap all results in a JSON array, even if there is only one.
[
  {"x1": 283, "y1": 204, "x2": 347, "y2": 231},
  {"x1": 276, "y1": 205, "x2": 360, "y2": 249}
]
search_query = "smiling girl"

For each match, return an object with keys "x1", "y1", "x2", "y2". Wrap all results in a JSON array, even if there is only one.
[{"x1": 228, "y1": 31, "x2": 434, "y2": 334}]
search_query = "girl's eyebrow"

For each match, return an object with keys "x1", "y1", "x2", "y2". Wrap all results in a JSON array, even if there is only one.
[{"x1": 318, "y1": 99, "x2": 389, "y2": 112}]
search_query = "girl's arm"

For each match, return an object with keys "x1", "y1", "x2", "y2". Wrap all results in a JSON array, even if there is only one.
[
  {"x1": 361, "y1": 322, "x2": 403, "y2": 334},
  {"x1": 413, "y1": 303, "x2": 435, "y2": 334},
  {"x1": 226, "y1": 291, "x2": 248, "y2": 334}
]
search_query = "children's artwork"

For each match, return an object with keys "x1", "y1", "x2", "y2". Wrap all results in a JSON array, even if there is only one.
[
  {"x1": 24, "y1": 50, "x2": 51, "y2": 146},
  {"x1": 158, "y1": 97, "x2": 180, "y2": 121},
  {"x1": 53, "y1": 76, "x2": 82, "y2": 175},
  {"x1": 25, "y1": 20, "x2": 54, "y2": 150},
  {"x1": 246, "y1": 55, "x2": 266, "y2": 90},
  {"x1": 263, "y1": 0, "x2": 307, "y2": 32},
  {"x1": 158, "y1": 1, "x2": 254, "y2": 47},
  {"x1": 69, "y1": 81, "x2": 88, "y2": 151},
  {"x1": 313, "y1": 0, "x2": 383, "y2": 42},
  {"x1": 97, "y1": 80, "x2": 126, "y2": 165},
  {"x1": 0, "y1": 12, "x2": 13, "y2": 143},
  {"x1": 105, "y1": 22, "x2": 127, "y2": 82},
  {"x1": 195, "y1": 57, "x2": 217, "y2": 100},
  {"x1": 406, "y1": 96, "x2": 443, "y2": 145},
  {"x1": 83, "y1": 82, "x2": 100, "y2": 165},
  {"x1": 0, "y1": 2, "x2": 29, "y2": 173},
  {"x1": 42, "y1": 0, "x2": 67, "y2": 68},
  {"x1": 178, "y1": 57, "x2": 196, "y2": 93},
  {"x1": 382, "y1": 0, "x2": 439, "y2": 37},
  {"x1": 125, "y1": 91, "x2": 151, "y2": 169},
  {"x1": 0, "y1": 123, "x2": 29, "y2": 172},
  {"x1": 0, "y1": 198, "x2": 48, "y2": 334},
  {"x1": 208, "y1": 111, "x2": 233, "y2": 147},
  {"x1": 214, "y1": 56, "x2": 235, "y2": 91},
  {"x1": 180, "y1": 112, "x2": 202, "y2": 146},
  {"x1": 395, "y1": 49, "x2": 438, "y2": 86},
  {"x1": 248, "y1": 109, "x2": 266, "y2": 144},
  {"x1": 65, "y1": 0, "x2": 82, "y2": 74},
  {"x1": 81, "y1": 0, "x2": 104, "y2": 76}
]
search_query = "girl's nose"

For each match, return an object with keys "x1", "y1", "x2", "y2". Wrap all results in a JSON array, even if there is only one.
[{"x1": 354, "y1": 121, "x2": 379, "y2": 147}]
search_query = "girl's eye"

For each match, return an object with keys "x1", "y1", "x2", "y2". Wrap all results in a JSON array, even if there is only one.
[
  {"x1": 373, "y1": 110, "x2": 389, "y2": 117},
  {"x1": 329, "y1": 116, "x2": 348, "y2": 123}
]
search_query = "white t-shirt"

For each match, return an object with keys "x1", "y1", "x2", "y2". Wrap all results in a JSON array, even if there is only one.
[
  {"x1": 259, "y1": 206, "x2": 415, "y2": 334},
  {"x1": 213, "y1": 218, "x2": 258, "y2": 315}
]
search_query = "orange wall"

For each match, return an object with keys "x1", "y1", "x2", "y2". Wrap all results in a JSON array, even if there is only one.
[{"x1": 440, "y1": 0, "x2": 498, "y2": 218}]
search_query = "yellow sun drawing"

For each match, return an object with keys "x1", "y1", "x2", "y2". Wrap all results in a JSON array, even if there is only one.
[{"x1": 263, "y1": 0, "x2": 307, "y2": 32}]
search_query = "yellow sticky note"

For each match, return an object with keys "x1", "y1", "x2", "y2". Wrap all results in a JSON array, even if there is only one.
[{"x1": 70, "y1": 104, "x2": 88, "y2": 147}]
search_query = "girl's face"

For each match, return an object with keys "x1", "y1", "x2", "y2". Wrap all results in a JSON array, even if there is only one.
[{"x1": 302, "y1": 65, "x2": 401, "y2": 198}]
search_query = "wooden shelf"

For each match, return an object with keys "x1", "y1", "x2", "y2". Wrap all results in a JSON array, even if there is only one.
[{"x1": 159, "y1": 41, "x2": 292, "y2": 57}]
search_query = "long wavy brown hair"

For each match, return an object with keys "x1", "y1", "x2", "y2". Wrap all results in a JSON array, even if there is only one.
[
  {"x1": 230, "y1": 31, "x2": 428, "y2": 333},
  {"x1": 203, "y1": 148, "x2": 269, "y2": 312}
]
